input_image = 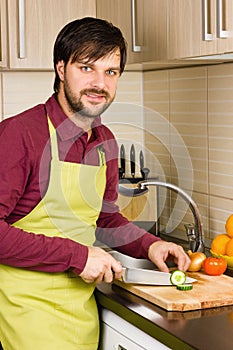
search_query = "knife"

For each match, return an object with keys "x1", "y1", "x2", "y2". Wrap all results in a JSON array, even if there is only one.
[
  {"x1": 130, "y1": 144, "x2": 135, "y2": 178},
  {"x1": 121, "y1": 267, "x2": 197, "y2": 285},
  {"x1": 139, "y1": 149, "x2": 151, "y2": 180},
  {"x1": 139, "y1": 150, "x2": 144, "y2": 170},
  {"x1": 120, "y1": 144, "x2": 126, "y2": 178}
]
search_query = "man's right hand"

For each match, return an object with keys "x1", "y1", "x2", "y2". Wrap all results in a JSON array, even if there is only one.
[{"x1": 79, "y1": 246, "x2": 122, "y2": 284}]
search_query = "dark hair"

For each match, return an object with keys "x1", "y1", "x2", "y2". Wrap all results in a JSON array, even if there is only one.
[{"x1": 53, "y1": 17, "x2": 127, "y2": 93}]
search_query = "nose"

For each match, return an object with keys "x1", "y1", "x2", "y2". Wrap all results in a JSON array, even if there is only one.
[{"x1": 91, "y1": 71, "x2": 106, "y2": 90}]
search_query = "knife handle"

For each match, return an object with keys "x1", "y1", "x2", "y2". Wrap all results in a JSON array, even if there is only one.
[
  {"x1": 141, "y1": 167, "x2": 150, "y2": 180},
  {"x1": 120, "y1": 144, "x2": 126, "y2": 178},
  {"x1": 130, "y1": 144, "x2": 135, "y2": 178}
]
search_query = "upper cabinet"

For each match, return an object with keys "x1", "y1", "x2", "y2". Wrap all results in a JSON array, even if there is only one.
[
  {"x1": 1, "y1": 0, "x2": 96, "y2": 70},
  {"x1": 0, "y1": 0, "x2": 7, "y2": 68},
  {"x1": 96, "y1": 0, "x2": 168, "y2": 64},
  {"x1": 168, "y1": 0, "x2": 233, "y2": 59},
  {"x1": 1, "y1": 0, "x2": 232, "y2": 70}
]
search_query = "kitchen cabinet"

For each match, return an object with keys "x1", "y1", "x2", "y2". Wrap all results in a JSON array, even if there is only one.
[
  {"x1": 96, "y1": 0, "x2": 168, "y2": 64},
  {"x1": 1, "y1": 0, "x2": 96, "y2": 69},
  {"x1": 168, "y1": 0, "x2": 233, "y2": 59},
  {"x1": 0, "y1": 0, "x2": 7, "y2": 68},
  {"x1": 99, "y1": 308, "x2": 170, "y2": 350}
]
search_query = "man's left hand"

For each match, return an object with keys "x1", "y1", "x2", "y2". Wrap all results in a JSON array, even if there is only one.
[{"x1": 148, "y1": 240, "x2": 191, "y2": 273}]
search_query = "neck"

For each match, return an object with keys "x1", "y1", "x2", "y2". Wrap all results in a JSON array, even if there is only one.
[{"x1": 70, "y1": 114, "x2": 93, "y2": 140}]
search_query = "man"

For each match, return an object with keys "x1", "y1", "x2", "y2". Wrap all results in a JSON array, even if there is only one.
[{"x1": 0, "y1": 17, "x2": 190, "y2": 350}]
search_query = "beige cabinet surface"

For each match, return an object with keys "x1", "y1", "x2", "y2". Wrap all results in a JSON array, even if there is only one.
[
  {"x1": 2, "y1": 0, "x2": 96, "y2": 69},
  {"x1": 168, "y1": 0, "x2": 233, "y2": 59},
  {"x1": 0, "y1": 0, "x2": 7, "y2": 68},
  {"x1": 97, "y1": 0, "x2": 168, "y2": 64}
]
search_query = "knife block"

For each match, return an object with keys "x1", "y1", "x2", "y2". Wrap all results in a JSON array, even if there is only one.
[{"x1": 117, "y1": 177, "x2": 159, "y2": 235}]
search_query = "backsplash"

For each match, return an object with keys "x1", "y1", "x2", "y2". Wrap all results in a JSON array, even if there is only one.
[
  {"x1": 1, "y1": 72, "x2": 54, "y2": 118},
  {"x1": 1, "y1": 63, "x2": 233, "y2": 244},
  {"x1": 143, "y1": 63, "x2": 233, "y2": 242}
]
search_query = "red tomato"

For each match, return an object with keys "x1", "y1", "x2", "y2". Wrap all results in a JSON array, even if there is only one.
[{"x1": 203, "y1": 257, "x2": 227, "y2": 276}]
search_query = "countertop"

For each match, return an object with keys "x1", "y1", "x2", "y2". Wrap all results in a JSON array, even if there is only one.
[{"x1": 96, "y1": 274, "x2": 233, "y2": 350}]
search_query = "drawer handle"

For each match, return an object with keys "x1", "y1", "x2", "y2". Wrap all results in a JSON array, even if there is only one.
[
  {"x1": 18, "y1": 0, "x2": 25, "y2": 58},
  {"x1": 117, "y1": 345, "x2": 127, "y2": 350},
  {"x1": 202, "y1": 0, "x2": 214, "y2": 41},
  {"x1": 131, "y1": 0, "x2": 141, "y2": 52},
  {"x1": 217, "y1": 0, "x2": 229, "y2": 38}
]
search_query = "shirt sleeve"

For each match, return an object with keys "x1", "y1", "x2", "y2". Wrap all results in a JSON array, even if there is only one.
[{"x1": 0, "y1": 221, "x2": 88, "y2": 274}]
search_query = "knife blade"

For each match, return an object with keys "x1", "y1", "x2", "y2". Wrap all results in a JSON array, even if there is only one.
[
  {"x1": 120, "y1": 144, "x2": 126, "y2": 178},
  {"x1": 121, "y1": 267, "x2": 197, "y2": 285},
  {"x1": 130, "y1": 144, "x2": 135, "y2": 178},
  {"x1": 139, "y1": 150, "x2": 144, "y2": 170}
]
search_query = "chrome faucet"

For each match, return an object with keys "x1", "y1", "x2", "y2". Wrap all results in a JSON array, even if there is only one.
[{"x1": 138, "y1": 180, "x2": 205, "y2": 253}]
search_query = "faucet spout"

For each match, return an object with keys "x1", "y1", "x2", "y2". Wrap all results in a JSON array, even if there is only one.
[{"x1": 138, "y1": 180, "x2": 205, "y2": 252}]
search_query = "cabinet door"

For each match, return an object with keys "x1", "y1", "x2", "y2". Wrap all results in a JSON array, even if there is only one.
[
  {"x1": 142, "y1": 0, "x2": 168, "y2": 62},
  {"x1": 216, "y1": 0, "x2": 233, "y2": 54},
  {"x1": 0, "y1": 0, "x2": 7, "y2": 68},
  {"x1": 7, "y1": 0, "x2": 96, "y2": 69},
  {"x1": 97, "y1": 0, "x2": 143, "y2": 64},
  {"x1": 97, "y1": 0, "x2": 168, "y2": 64},
  {"x1": 99, "y1": 323, "x2": 146, "y2": 350},
  {"x1": 168, "y1": 0, "x2": 233, "y2": 59},
  {"x1": 169, "y1": 0, "x2": 216, "y2": 58}
]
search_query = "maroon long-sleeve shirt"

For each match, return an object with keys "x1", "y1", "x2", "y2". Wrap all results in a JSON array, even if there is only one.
[{"x1": 0, "y1": 94, "x2": 159, "y2": 274}]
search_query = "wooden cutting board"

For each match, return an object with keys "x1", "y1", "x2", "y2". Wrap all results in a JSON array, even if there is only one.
[{"x1": 113, "y1": 271, "x2": 233, "y2": 311}]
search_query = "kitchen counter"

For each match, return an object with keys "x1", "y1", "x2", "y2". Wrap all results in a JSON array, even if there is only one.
[{"x1": 96, "y1": 277, "x2": 233, "y2": 350}]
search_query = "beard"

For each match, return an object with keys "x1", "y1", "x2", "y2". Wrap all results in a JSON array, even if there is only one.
[{"x1": 63, "y1": 80, "x2": 114, "y2": 119}]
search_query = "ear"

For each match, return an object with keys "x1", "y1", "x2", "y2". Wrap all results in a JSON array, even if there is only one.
[{"x1": 56, "y1": 60, "x2": 65, "y2": 81}]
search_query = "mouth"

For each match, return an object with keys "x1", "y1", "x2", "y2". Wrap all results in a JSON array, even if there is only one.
[
  {"x1": 85, "y1": 92, "x2": 105, "y2": 102},
  {"x1": 82, "y1": 89, "x2": 109, "y2": 104}
]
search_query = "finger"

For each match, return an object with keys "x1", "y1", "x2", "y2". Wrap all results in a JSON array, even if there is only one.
[
  {"x1": 110, "y1": 260, "x2": 123, "y2": 280},
  {"x1": 177, "y1": 254, "x2": 191, "y2": 272},
  {"x1": 82, "y1": 277, "x2": 95, "y2": 284},
  {"x1": 153, "y1": 259, "x2": 170, "y2": 273},
  {"x1": 102, "y1": 269, "x2": 115, "y2": 284}
]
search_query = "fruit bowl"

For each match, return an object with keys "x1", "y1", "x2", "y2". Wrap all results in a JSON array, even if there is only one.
[{"x1": 210, "y1": 250, "x2": 233, "y2": 269}]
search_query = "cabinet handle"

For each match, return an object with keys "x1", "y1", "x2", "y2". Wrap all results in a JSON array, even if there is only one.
[
  {"x1": 18, "y1": 0, "x2": 25, "y2": 58},
  {"x1": 217, "y1": 0, "x2": 229, "y2": 38},
  {"x1": 131, "y1": 0, "x2": 141, "y2": 52},
  {"x1": 202, "y1": 0, "x2": 214, "y2": 41},
  {"x1": 117, "y1": 345, "x2": 127, "y2": 350}
]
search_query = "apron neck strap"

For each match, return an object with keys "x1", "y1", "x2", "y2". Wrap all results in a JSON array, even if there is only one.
[{"x1": 47, "y1": 116, "x2": 59, "y2": 160}]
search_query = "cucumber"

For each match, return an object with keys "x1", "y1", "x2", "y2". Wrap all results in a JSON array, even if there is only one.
[
  {"x1": 176, "y1": 284, "x2": 193, "y2": 291},
  {"x1": 170, "y1": 270, "x2": 186, "y2": 286}
]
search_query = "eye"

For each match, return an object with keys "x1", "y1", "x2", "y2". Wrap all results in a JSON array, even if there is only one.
[
  {"x1": 81, "y1": 66, "x2": 92, "y2": 72},
  {"x1": 106, "y1": 69, "x2": 118, "y2": 76}
]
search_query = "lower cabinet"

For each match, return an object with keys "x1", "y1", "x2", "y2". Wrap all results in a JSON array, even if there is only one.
[{"x1": 98, "y1": 308, "x2": 170, "y2": 350}]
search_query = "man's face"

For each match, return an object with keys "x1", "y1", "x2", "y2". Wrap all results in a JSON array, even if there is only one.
[{"x1": 56, "y1": 49, "x2": 121, "y2": 119}]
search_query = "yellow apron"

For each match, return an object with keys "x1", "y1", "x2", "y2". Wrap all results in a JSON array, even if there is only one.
[{"x1": 0, "y1": 117, "x2": 106, "y2": 350}]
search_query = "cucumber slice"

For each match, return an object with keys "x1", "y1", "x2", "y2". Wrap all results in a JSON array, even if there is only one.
[
  {"x1": 176, "y1": 284, "x2": 193, "y2": 291},
  {"x1": 170, "y1": 270, "x2": 186, "y2": 286}
]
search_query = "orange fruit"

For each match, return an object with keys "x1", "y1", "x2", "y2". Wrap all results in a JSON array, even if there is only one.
[
  {"x1": 211, "y1": 233, "x2": 231, "y2": 255},
  {"x1": 226, "y1": 238, "x2": 233, "y2": 257},
  {"x1": 226, "y1": 214, "x2": 233, "y2": 237}
]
